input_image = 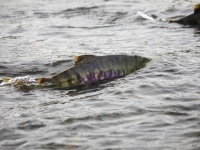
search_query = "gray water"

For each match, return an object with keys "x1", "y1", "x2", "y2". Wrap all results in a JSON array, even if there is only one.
[{"x1": 0, "y1": 0, "x2": 200, "y2": 149}]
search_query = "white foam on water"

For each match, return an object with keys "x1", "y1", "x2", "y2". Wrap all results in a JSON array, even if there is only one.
[
  {"x1": 0, "y1": 76, "x2": 37, "y2": 86},
  {"x1": 136, "y1": 11, "x2": 156, "y2": 22}
]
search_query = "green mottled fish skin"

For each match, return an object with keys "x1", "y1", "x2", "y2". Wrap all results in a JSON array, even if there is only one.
[{"x1": 44, "y1": 55, "x2": 151, "y2": 88}]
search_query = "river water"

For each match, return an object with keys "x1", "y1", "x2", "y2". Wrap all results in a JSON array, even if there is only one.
[{"x1": 0, "y1": 0, "x2": 200, "y2": 149}]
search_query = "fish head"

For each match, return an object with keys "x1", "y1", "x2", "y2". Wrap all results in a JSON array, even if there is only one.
[{"x1": 133, "y1": 55, "x2": 151, "y2": 69}]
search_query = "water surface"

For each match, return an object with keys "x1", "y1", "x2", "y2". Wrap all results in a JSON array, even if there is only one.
[{"x1": 0, "y1": 0, "x2": 200, "y2": 149}]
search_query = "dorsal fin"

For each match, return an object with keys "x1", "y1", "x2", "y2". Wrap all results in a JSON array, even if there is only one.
[
  {"x1": 194, "y1": 4, "x2": 200, "y2": 14},
  {"x1": 74, "y1": 55, "x2": 96, "y2": 64}
]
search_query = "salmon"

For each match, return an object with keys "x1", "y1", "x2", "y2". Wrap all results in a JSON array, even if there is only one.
[
  {"x1": 38, "y1": 55, "x2": 151, "y2": 89},
  {"x1": 169, "y1": 4, "x2": 200, "y2": 26}
]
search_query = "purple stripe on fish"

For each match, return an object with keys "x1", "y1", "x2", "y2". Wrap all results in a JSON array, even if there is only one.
[
  {"x1": 108, "y1": 70, "x2": 113, "y2": 78},
  {"x1": 117, "y1": 70, "x2": 120, "y2": 77},
  {"x1": 97, "y1": 70, "x2": 104, "y2": 80},
  {"x1": 114, "y1": 70, "x2": 118, "y2": 77},
  {"x1": 98, "y1": 69, "x2": 121, "y2": 81},
  {"x1": 86, "y1": 72, "x2": 96, "y2": 84},
  {"x1": 76, "y1": 69, "x2": 122, "y2": 85},
  {"x1": 103, "y1": 72, "x2": 107, "y2": 79}
]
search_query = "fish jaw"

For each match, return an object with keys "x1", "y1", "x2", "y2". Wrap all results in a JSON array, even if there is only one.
[{"x1": 134, "y1": 55, "x2": 151, "y2": 70}]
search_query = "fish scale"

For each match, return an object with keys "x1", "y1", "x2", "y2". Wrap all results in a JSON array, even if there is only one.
[{"x1": 38, "y1": 55, "x2": 151, "y2": 89}]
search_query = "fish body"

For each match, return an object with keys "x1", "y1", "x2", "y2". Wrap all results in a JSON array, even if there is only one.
[
  {"x1": 169, "y1": 4, "x2": 200, "y2": 26},
  {"x1": 39, "y1": 55, "x2": 150, "y2": 89}
]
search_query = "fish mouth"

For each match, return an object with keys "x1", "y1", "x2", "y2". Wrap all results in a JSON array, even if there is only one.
[{"x1": 135, "y1": 56, "x2": 151, "y2": 70}]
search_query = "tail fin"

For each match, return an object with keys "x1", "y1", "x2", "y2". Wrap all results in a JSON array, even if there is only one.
[{"x1": 2, "y1": 78, "x2": 10, "y2": 83}]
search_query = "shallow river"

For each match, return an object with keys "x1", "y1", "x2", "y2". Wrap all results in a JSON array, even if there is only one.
[{"x1": 0, "y1": 0, "x2": 200, "y2": 149}]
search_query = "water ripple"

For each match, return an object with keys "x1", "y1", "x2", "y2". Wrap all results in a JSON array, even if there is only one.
[{"x1": 0, "y1": 0, "x2": 200, "y2": 149}]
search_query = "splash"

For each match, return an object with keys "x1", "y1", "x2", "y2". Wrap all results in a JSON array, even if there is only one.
[
  {"x1": 0, "y1": 76, "x2": 37, "y2": 86},
  {"x1": 0, "y1": 76, "x2": 55, "y2": 90},
  {"x1": 136, "y1": 11, "x2": 167, "y2": 22},
  {"x1": 136, "y1": 11, "x2": 156, "y2": 22}
]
